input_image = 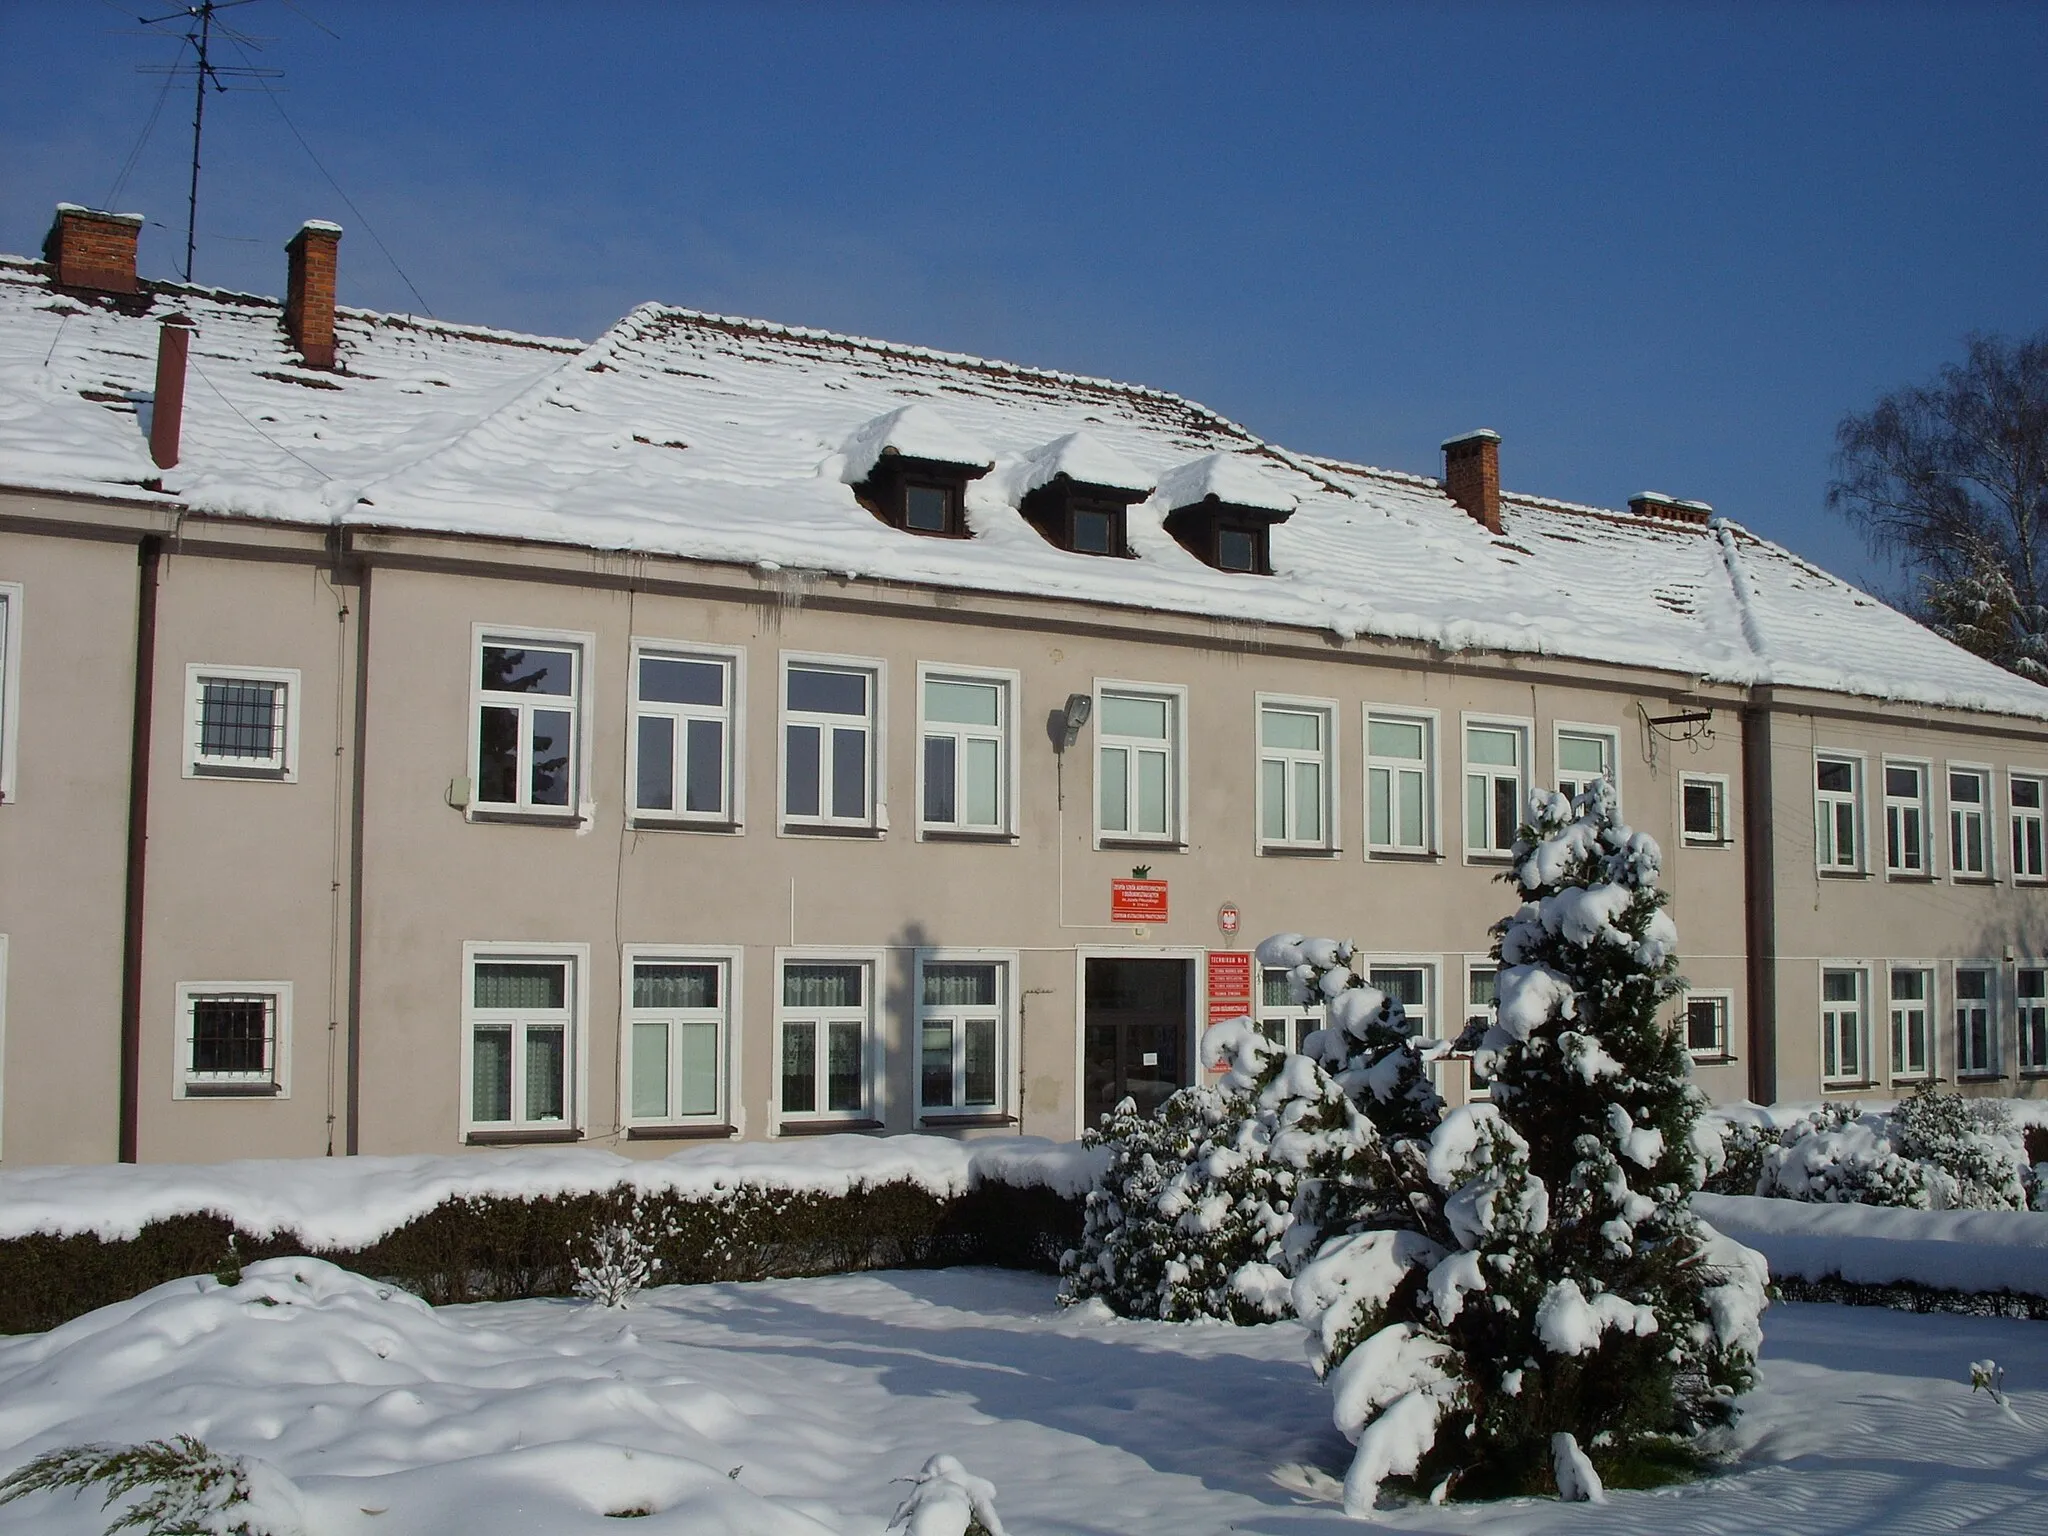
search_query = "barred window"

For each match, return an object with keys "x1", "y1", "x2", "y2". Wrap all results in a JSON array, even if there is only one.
[
  {"x1": 186, "y1": 666, "x2": 297, "y2": 779},
  {"x1": 178, "y1": 984, "x2": 289, "y2": 1097}
]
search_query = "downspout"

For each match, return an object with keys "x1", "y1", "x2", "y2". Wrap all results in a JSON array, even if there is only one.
[
  {"x1": 344, "y1": 549, "x2": 371, "y2": 1155},
  {"x1": 118, "y1": 535, "x2": 163, "y2": 1162},
  {"x1": 1740, "y1": 698, "x2": 1778, "y2": 1105}
]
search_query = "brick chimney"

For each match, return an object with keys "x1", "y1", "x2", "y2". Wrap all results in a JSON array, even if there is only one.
[
  {"x1": 44, "y1": 204, "x2": 142, "y2": 295},
  {"x1": 1441, "y1": 429, "x2": 1501, "y2": 534},
  {"x1": 149, "y1": 314, "x2": 194, "y2": 470},
  {"x1": 284, "y1": 220, "x2": 342, "y2": 369},
  {"x1": 1628, "y1": 491, "x2": 1714, "y2": 527}
]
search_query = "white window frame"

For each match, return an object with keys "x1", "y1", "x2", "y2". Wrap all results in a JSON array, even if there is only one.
[
  {"x1": 774, "y1": 947, "x2": 885, "y2": 1128},
  {"x1": 1462, "y1": 714, "x2": 1531, "y2": 861},
  {"x1": 0, "y1": 934, "x2": 7, "y2": 1157},
  {"x1": 1881, "y1": 757, "x2": 1932, "y2": 879},
  {"x1": 1820, "y1": 963, "x2": 1870, "y2": 1088},
  {"x1": 778, "y1": 651, "x2": 886, "y2": 834},
  {"x1": 1554, "y1": 722, "x2": 1620, "y2": 806},
  {"x1": 1814, "y1": 751, "x2": 1867, "y2": 874},
  {"x1": 1364, "y1": 706, "x2": 1438, "y2": 858},
  {"x1": 0, "y1": 583, "x2": 21, "y2": 805},
  {"x1": 468, "y1": 625, "x2": 594, "y2": 821},
  {"x1": 1684, "y1": 989, "x2": 1733, "y2": 1063},
  {"x1": 1955, "y1": 963, "x2": 1999, "y2": 1078},
  {"x1": 1680, "y1": 772, "x2": 1730, "y2": 847},
  {"x1": 627, "y1": 639, "x2": 744, "y2": 830},
  {"x1": 916, "y1": 663, "x2": 1020, "y2": 840},
  {"x1": 1362, "y1": 957, "x2": 1437, "y2": 1041},
  {"x1": 2010, "y1": 769, "x2": 2047, "y2": 884},
  {"x1": 620, "y1": 944, "x2": 743, "y2": 1133},
  {"x1": 1257, "y1": 964, "x2": 1324, "y2": 1053},
  {"x1": 1946, "y1": 762, "x2": 1995, "y2": 882},
  {"x1": 2017, "y1": 963, "x2": 2048, "y2": 1077},
  {"x1": 1461, "y1": 958, "x2": 1499, "y2": 1096},
  {"x1": 182, "y1": 663, "x2": 300, "y2": 782},
  {"x1": 1255, "y1": 692, "x2": 1338, "y2": 854},
  {"x1": 914, "y1": 947, "x2": 1020, "y2": 1124},
  {"x1": 173, "y1": 981, "x2": 292, "y2": 1100},
  {"x1": 460, "y1": 942, "x2": 590, "y2": 1137},
  {"x1": 1886, "y1": 963, "x2": 1935, "y2": 1083},
  {"x1": 1093, "y1": 679, "x2": 1188, "y2": 848}
]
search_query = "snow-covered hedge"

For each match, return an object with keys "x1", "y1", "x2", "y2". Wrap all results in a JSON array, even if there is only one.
[
  {"x1": 0, "y1": 1136, "x2": 1096, "y2": 1332},
  {"x1": 1695, "y1": 1192, "x2": 2048, "y2": 1299}
]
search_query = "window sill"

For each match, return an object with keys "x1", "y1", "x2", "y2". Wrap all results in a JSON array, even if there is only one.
[
  {"x1": 1681, "y1": 837, "x2": 1734, "y2": 849},
  {"x1": 181, "y1": 1082, "x2": 282, "y2": 1098},
  {"x1": 1957, "y1": 1070, "x2": 2005, "y2": 1082},
  {"x1": 468, "y1": 809, "x2": 585, "y2": 829},
  {"x1": 777, "y1": 1117, "x2": 883, "y2": 1136},
  {"x1": 1822, "y1": 1080, "x2": 1875, "y2": 1092},
  {"x1": 631, "y1": 817, "x2": 742, "y2": 835},
  {"x1": 1884, "y1": 871, "x2": 1936, "y2": 884},
  {"x1": 466, "y1": 1126, "x2": 582, "y2": 1145},
  {"x1": 626, "y1": 1122, "x2": 738, "y2": 1141},
  {"x1": 920, "y1": 829, "x2": 1019, "y2": 845},
  {"x1": 1817, "y1": 868, "x2": 1873, "y2": 880},
  {"x1": 189, "y1": 763, "x2": 291, "y2": 782},
  {"x1": 1950, "y1": 875, "x2": 1998, "y2": 887},
  {"x1": 1464, "y1": 853, "x2": 1514, "y2": 865},
  {"x1": 779, "y1": 823, "x2": 884, "y2": 840},
  {"x1": 1366, "y1": 848, "x2": 1440, "y2": 862},
  {"x1": 1097, "y1": 838, "x2": 1187, "y2": 852},
  {"x1": 1259, "y1": 845, "x2": 1342, "y2": 859},
  {"x1": 918, "y1": 1112, "x2": 1018, "y2": 1130},
  {"x1": 1688, "y1": 1053, "x2": 1736, "y2": 1066}
]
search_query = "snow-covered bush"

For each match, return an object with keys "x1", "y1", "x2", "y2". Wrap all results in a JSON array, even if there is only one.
[
  {"x1": 889, "y1": 1454, "x2": 1007, "y2": 1536},
  {"x1": 0, "y1": 1435, "x2": 305, "y2": 1536},
  {"x1": 1293, "y1": 781, "x2": 1765, "y2": 1510},
  {"x1": 1058, "y1": 940, "x2": 1439, "y2": 1323},
  {"x1": 570, "y1": 1200, "x2": 665, "y2": 1307},
  {"x1": 1755, "y1": 1087, "x2": 2028, "y2": 1210},
  {"x1": 1702, "y1": 1116, "x2": 1770, "y2": 1196}
]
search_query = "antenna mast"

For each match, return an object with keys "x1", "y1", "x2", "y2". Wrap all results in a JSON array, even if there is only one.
[{"x1": 136, "y1": 0, "x2": 279, "y2": 283}]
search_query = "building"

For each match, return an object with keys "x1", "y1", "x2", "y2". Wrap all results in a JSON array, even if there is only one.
[{"x1": 0, "y1": 203, "x2": 2044, "y2": 1167}]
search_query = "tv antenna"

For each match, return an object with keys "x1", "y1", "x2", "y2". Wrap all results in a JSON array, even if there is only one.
[{"x1": 135, "y1": 1, "x2": 282, "y2": 282}]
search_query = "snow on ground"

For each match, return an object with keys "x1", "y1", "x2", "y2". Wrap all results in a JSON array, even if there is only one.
[
  {"x1": 0, "y1": 1135, "x2": 1103, "y2": 1246},
  {"x1": 3, "y1": 1262, "x2": 2046, "y2": 1535}
]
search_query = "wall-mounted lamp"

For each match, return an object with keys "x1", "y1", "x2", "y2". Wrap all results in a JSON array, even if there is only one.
[{"x1": 1059, "y1": 692, "x2": 1093, "y2": 751}]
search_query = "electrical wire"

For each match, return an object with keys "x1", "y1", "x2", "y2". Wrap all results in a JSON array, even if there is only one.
[
  {"x1": 188, "y1": 357, "x2": 329, "y2": 476},
  {"x1": 105, "y1": 33, "x2": 190, "y2": 209}
]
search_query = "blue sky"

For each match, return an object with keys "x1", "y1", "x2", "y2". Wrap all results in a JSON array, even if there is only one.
[{"x1": 4, "y1": 1, "x2": 2044, "y2": 592}]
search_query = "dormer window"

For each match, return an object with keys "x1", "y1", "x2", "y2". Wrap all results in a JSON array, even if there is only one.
[
  {"x1": 1156, "y1": 453, "x2": 1298, "y2": 576},
  {"x1": 1016, "y1": 432, "x2": 1154, "y2": 559},
  {"x1": 841, "y1": 405, "x2": 993, "y2": 541}
]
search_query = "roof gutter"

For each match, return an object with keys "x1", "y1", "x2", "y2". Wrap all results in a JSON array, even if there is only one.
[{"x1": 118, "y1": 534, "x2": 162, "y2": 1161}]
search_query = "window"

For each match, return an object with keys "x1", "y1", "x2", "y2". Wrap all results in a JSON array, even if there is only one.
[
  {"x1": 778, "y1": 957, "x2": 877, "y2": 1123},
  {"x1": 1366, "y1": 710, "x2": 1434, "y2": 855},
  {"x1": 1815, "y1": 754, "x2": 1863, "y2": 872},
  {"x1": 918, "y1": 953, "x2": 1015, "y2": 1120},
  {"x1": 464, "y1": 949, "x2": 583, "y2": 1136},
  {"x1": 1882, "y1": 762, "x2": 1929, "y2": 876},
  {"x1": 473, "y1": 631, "x2": 587, "y2": 816},
  {"x1": 1464, "y1": 719, "x2": 1527, "y2": 857},
  {"x1": 782, "y1": 655, "x2": 882, "y2": 830},
  {"x1": 2012, "y1": 774, "x2": 2046, "y2": 882},
  {"x1": 624, "y1": 949, "x2": 737, "y2": 1129},
  {"x1": 1956, "y1": 967, "x2": 1996, "y2": 1076},
  {"x1": 175, "y1": 983, "x2": 290, "y2": 1098},
  {"x1": 1681, "y1": 775, "x2": 1728, "y2": 846},
  {"x1": 631, "y1": 644, "x2": 740, "y2": 826},
  {"x1": 2018, "y1": 968, "x2": 2047, "y2": 1075},
  {"x1": 1259, "y1": 967, "x2": 1320, "y2": 1051},
  {"x1": 0, "y1": 583, "x2": 21, "y2": 803},
  {"x1": 183, "y1": 665, "x2": 299, "y2": 781},
  {"x1": 1258, "y1": 697, "x2": 1335, "y2": 851},
  {"x1": 1367, "y1": 964, "x2": 1432, "y2": 1039},
  {"x1": 920, "y1": 667, "x2": 1016, "y2": 837},
  {"x1": 1096, "y1": 684, "x2": 1183, "y2": 844},
  {"x1": 1948, "y1": 766, "x2": 1992, "y2": 879},
  {"x1": 1888, "y1": 967, "x2": 1932, "y2": 1080},
  {"x1": 1821, "y1": 968, "x2": 1866, "y2": 1085},
  {"x1": 1555, "y1": 726, "x2": 1618, "y2": 805},
  {"x1": 1686, "y1": 993, "x2": 1731, "y2": 1061},
  {"x1": 1464, "y1": 965, "x2": 1498, "y2": 1094}
]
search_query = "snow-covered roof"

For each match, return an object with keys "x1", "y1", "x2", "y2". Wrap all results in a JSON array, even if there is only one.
[
  {"x1": 1156, "y1": 450, "x2": 1297, "y2": 515},
  {"x1": 838, "y1": 402, "x2": 993, "y2": 484},
  {"x1": 3, "y1": 253, "x2": 2046, "y2": 721}
]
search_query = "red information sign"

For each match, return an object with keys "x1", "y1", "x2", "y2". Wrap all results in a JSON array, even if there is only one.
[
  {"x1": 1207, "y1": 950, "x2": 1254, "y2": 1019},
  {"x1": 1110, "y1": 877, "x2": 1169, "y2": 923}
]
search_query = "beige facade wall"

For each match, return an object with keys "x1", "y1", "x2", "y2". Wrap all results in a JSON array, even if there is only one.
[{"x1": 2, "y1": 495, "x2": 2044, "y2": 1166}]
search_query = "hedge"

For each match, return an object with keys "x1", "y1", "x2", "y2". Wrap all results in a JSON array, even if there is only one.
[{"x1": 0, "y1": 1177, "x2": 1083, "y2": 1335}]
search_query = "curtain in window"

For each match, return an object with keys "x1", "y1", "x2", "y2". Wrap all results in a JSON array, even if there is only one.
[
  {"x1": 784, "y1": 964, "x2": 863, "y2": 1008},
  {"x1": 922, "y1": 963, "x2": 996, "y2": 1007},
  {"x1": 634, "y1": 963, "x2": 719, "y2": 1009},
  {"x1": 474, "y1": 962, "x2": 566, "y2": 1010}
]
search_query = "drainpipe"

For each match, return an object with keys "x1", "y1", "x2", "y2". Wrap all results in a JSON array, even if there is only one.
[
  {"x1": 118, "y1": 535, "x2": 163, "y2": 1161},
  {"x1": 344, "y1": 541, "x2": 371, "y2": 1155},
  {"x1": 1740, "y1": 699, "x2": 1778, "y2": 1106}
]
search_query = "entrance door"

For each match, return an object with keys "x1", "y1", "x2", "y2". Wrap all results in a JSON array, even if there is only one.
[{"x1": 1083, "y1": 957, "x2": 1191, "y2": 1129}]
